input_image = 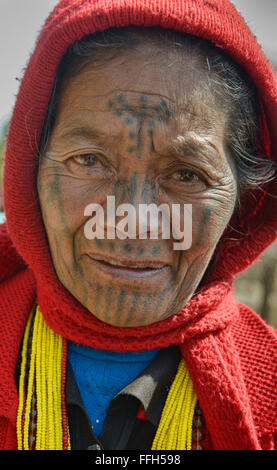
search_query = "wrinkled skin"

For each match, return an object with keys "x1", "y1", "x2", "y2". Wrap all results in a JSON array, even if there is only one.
[{"x1": 37, "y1": 41, "x2": 237, "y2": 327}]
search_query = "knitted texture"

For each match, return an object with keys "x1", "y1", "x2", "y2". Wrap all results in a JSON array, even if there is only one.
[
  {"x1": 0, "y1": 223, "x2": 26, "y2": 284},
  {"x1": 0, "y1": 0, "x2": 276, "y2": 450}
]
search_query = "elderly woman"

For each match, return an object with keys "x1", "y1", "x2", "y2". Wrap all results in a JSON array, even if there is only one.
[{"x1": 0, "y1": 0, "x2": 276, "y2": 451}]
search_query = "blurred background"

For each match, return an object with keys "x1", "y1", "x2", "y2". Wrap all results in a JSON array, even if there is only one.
[{"x1": 0, "y1": 0, "x2": 276, "y2": 327}]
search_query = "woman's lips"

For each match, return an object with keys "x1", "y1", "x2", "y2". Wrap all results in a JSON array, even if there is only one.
[{"x1": 84, "y1": 254, "x2": 170, "y2": 281}]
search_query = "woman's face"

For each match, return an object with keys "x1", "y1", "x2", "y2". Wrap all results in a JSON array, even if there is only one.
[{"x1": 37, "y1": 42, "x2": 237, "y2": 327}]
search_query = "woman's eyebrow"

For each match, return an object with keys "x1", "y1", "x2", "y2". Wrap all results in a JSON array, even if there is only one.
[
  {"x1": 58, "y1": 125, "x2": 107, "y2": 143},
  {"x1": 170, "y1": 134, "x2": 222, "y2": 166}
]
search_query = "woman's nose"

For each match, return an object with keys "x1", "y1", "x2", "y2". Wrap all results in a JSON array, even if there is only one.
[{"x1": 103, "y1": 176, "x2": 168, "y2": 239}]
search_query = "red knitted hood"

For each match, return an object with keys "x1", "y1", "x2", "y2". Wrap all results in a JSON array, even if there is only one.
[{"x1": 2, "y1": 0, "x2": 277, "y2": 350}]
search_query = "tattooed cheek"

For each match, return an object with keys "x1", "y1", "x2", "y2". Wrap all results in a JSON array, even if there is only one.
[{"x1": 193, "y1": 208, "x2": 212, "y2": 247}]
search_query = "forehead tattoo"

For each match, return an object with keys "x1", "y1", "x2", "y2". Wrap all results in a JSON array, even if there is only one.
[{"x1": 108, "y1": 94, "x2": 173, "y2": 159}]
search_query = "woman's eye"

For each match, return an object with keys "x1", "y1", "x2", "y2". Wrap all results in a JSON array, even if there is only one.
[
  {"x1": 172, "y1": 169, "x2": 201, "y2": 183},
  {"x1": 73, "y1": 154, "x2": 98, "y2": 166}
]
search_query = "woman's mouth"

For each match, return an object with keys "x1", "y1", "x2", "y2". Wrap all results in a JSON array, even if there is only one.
[{"x1": 84, "y1": 254, "x2": 170, "y2": 281}]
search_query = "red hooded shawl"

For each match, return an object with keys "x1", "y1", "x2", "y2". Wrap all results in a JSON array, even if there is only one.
[{"x1": 0, "y1": 0, "x2": 276, "y2": 450}]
